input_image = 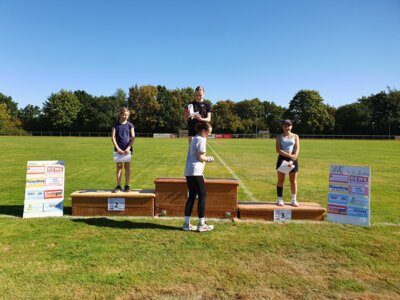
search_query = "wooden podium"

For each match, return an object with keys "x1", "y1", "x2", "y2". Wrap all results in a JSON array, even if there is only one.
[
  {"x1": 238, "y1": 202, "x2": 326, "y2": 221},
  {"x1": 71, "y1": 189, "x2": 155, "y2": 216},
  {"x1": 154, "y1": 178, "x2": 239, "y2": 218}
]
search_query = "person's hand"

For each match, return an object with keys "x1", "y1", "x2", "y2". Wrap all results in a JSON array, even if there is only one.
[
  {"x1": 124, "y1": 149, "x2": 130, "y2": 155},
  {"x1": 206, "y1": 156, "x2": 214, "y2": 162},
  {"x1": 193, "y1": 112, "x2": 202, "y2": 121},
  {"x1": 117, "y1": 149, "x2": 124, "y2": 154},
  {"x1": 288, "y1": 160, "x2": 293, "y2": 167},
  {"x1": 290, "y1": 154, "x2": 297, "y2": 160},
  {"x1": 184, "y1": 108, "x2": 190, "y2": 120}
]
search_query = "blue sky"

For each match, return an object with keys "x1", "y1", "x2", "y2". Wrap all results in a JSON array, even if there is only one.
[{"x1": 1, "y1": 0, "x2": 399, "y2": 109}]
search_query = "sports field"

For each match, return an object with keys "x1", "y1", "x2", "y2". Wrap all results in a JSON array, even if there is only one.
[{"x1": 0, "y1": 136, "x2": 399, "y2": 299}]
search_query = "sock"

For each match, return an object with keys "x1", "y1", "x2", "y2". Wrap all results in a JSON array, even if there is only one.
[
  {"x1": 277, "y1": 197, "x2": 283, "y2": 202},
  {"x1": 199, "y1": 217, "x2": 205, "y2": 226},
  {"x1": 277, "y1": 186, "x2": 283, "y2": 197},
  {"x1": 291, "y1": 194, "x2": 297, "y2": 201},
  {"x1": 184, "y1": 216, "x2": 191, "y2": 225}
]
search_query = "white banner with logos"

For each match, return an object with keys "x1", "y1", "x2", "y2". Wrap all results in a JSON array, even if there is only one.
[
  {"x1": 23, "y1": 161, "x2": 65, "y2": 218},
  {"x1": 327, "y1": 164, "x2": 371, "y2": 226}
]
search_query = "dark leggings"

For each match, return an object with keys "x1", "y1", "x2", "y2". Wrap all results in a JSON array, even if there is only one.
[{"x1": 185, "y1": 176, "x2": 206, "y2": 218}]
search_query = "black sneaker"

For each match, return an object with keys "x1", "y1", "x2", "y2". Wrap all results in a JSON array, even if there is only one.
[
  {"x1": 124, "y1": 185, "x2": 131, "y2": 192},
  {"x1": 112, "y1": 185, "x2": 122, "y2": 193}
]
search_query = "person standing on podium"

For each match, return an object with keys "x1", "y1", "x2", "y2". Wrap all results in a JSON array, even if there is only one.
[
  {"x1": 276, "y1": 119, "x2": 300, "y2": 207},
  {"x1": 183, "y1": 122, "x2": 215, "y2": 232},
  {"x1": 184, "y1": 86, "x2": 212, "y2": 144}
]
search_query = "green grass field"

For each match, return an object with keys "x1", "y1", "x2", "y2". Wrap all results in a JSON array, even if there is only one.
[{"x1": 0, "y1": 136, "x2": 399, "y2": 299}]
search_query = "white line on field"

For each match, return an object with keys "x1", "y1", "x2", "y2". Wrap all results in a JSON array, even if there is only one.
[{"x1": 208, "y1": 143, "x2": 257, "y2": 202}]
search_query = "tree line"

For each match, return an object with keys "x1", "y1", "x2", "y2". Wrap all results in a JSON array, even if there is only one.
[{"x1": 0, "y1": 85, "x2": 399, "y2": 135}]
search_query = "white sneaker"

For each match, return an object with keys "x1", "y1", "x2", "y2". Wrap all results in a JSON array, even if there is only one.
[
  {"x1": 197, "y1": 223, "x2": 214, "y2": 232},
  {"x1": 276, "y1": 199, "x2": 284, "y2": 206},
  {"x1": 182, "y1": 223, "x2": 197, "y2": 231},
  {"x1": 291, "y1": 200, "x2": 299, "y2": 207}
]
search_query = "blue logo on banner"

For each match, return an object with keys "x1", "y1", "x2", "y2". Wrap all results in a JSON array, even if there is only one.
[
  {"x1": 347, "y1": 206, "x2": 368, "y2": 218},
  {"x1": 328, "y1": 193, "x2": 348, "y2": 205}
]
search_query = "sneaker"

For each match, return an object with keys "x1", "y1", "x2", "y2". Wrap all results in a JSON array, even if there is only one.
[
  {"x1": 182, "y1": 223, "x2": 197, "y2": 231},
  {"x1": 112, "y1": 185, "x2": 122, "y2": 193},
  {"x1": 197, "y1": 223, "x2": 214, "y2": 232},
  {"x1": 124, "y1": 185, "x2": 131, "y2": 192},
  {"x1": 276, "y1": 199, "x2": 284, "y2": 206},
  {"x1": 291, "y1": 200, "x2": 299, "y2": 207}
]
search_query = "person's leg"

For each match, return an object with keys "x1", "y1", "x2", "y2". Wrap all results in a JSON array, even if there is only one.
[
  {"x1": 184, "y1": 176, "x2": 197, "y2": 218},
  {"x1": 276, "y1": 172, "x2": 285, "y2": 205},
  {"x1": 289, "y1": 172, "x2": 299, "y2": 206},
  {"x1": 113, "y1": 163, "x2": 123, "y2": 192},
  {"x1": 193, "y1": 176, "x2": 206, "y2": 220},
  {"x1": 124, "y1": 162, "x2": 131, "y2": 191}
]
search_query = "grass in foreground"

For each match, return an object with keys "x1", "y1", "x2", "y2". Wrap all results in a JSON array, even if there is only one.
[{"x1": 0, "y1": 137, "x2": 399, "y2": 299}]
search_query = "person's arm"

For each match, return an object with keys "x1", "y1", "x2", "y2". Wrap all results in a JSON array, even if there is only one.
[
  {"x1": 197, "y1": 152, "x2": 214, "y2": 163},
  {"x1": 276, "y1": 135, "x2": 292, "y2": 158},
  {"x1": 291, "y1": 135, "x2": 300, "y2": 160},
  {"x1": 124, "y1": 127, "x2": 136, "y2": 154},
  {"x1": 184, "y1": 108, "x2": 190, "y2": 120},
  {"x1": 111, "y1": 127, "x2": 124, "y2": 154}
]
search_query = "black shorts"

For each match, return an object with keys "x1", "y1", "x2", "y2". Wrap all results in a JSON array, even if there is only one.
[{"x1": 276, "y1": 155, "x2": 299, "y2": 173}]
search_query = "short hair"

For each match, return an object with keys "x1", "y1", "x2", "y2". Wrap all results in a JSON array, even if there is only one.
[
  {"x1": 195, "y1": 86, "x2": 205, "y2": 93},
  {"x1": 119, "y1": 107, "x2": 130, "y2": 115},
  {"x1": 195, "y1": 122, "x2": 212, "y2": 133}
]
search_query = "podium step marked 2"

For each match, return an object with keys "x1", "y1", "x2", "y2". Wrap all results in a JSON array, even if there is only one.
[{"x1": 71, "y1": 189, "x2": 155, "y2": 216}]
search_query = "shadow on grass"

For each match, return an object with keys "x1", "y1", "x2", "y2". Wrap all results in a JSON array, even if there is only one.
[
  {"x1": 0, "y1": 205, "x2": 23, "y2": 217},
  {"x1": 72, "y1": 217, "x2": 180, "y2": 231}
]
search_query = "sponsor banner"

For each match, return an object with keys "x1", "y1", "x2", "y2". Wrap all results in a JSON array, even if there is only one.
[
  {"x1": 215, "y1": 134, "x2": 233, "y2": 139},
  {"x1": 328, "y1": 193, "x2": 348, "y2": 205},
  {"x1": 25, "y1": 189, "x2": 45, "y2": 200},
  {"x1": 23, "y1": 161, "x2": 65, "y2": 218},
  {"x1": 347, "y1": 206, "x2": 369, "y2": 218},
  {"x1": 348, "y1": 185, "x2": 369, "y2": 196},
  {"x1": 328, "y1": 204, "x2": 347, "y2": 215},
  {"x1": 45, "y1": 177, "x2": 64, "y2": 186},
  {"x1": 348, "y1": 195, "x2": 369, "y2": 207},
  {"x1": 327, "y1": 164, "x2": 370, "y2": 227},
  {"x1": 44, "y1": 189, "x2": 63, "y2": 199},
  {"x1": 46, "y1": 165, "x2": 64, "y2": 175},
  {"x1": 329, "y1": 183, "x2": 348, "y2": 194},
  {"x1": 349, "y1": 175, "x2": 369, "y2": 184},
  {"x1": 27, "y1": 166, "x2": 46, "y2": 174},
  {"x1": 26, "y1": 178, "x2": 46, "y2": 187},
  {"x1": 43, "y1": 201, "x2": 63, "y2": 212},
  {"x1": 329, "y1": 173, "x2": 348, "y2": 183}
]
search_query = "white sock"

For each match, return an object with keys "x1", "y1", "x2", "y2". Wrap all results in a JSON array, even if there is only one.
[
  {"x1": 291, "y1": 194, "x2": 297, "y2": 201},
  {"x1": 185, "y1": 216, "x2": 191, "y2": 225},
  {"x1": 277, "y1": 197, "x2": 283, "y2": 202},
  {"x1": 199, "y1": 217, "x2": 205, "y2": 226}
]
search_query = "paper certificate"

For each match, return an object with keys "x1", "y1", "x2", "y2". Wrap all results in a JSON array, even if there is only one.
[
  {"x1": 277, "y1": 160, "x2": 295, "y2": 174},
  {"x1": 113, "y1": 152, "x2": 132, "y2": 163}
]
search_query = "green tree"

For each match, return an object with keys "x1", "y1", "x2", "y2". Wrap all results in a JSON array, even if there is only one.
[
  {"x1": 19, "y1": 104, "x2": 42, "y2": 131},
  {"x1": 42, "y1": 90, "x2": 82, "y2": 130},
  {"x1": 128, "y1": 85, "x2": 160, "y2": 133},
  {"x1": 335, "y1": 103, "x2": 371, "y2": 134},
  {"x1": 263, "y1": 101, "x2": 286, "y2": 134},
  {"x1": 0, "y1": 92, "x2": 19, "y2": 118},
  {"x1": 211, "y1": 100, "x2": 243, "y2": 133},
  {"x1": 287, "y1": 90, "x2": 335, "y2": 133},
  {"x1": 358, "y1": 89, "x2": 400, "y2": 135},
  {"x1": 114, "y1": 88, "x2": 127, "y2": 106}
]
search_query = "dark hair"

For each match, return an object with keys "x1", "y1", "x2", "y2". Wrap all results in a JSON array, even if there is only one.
[
  {"x1": 195, "y1": 86, "x2": 205, "y2": 93},
  {"x1": 282, "y1": 119, "x2": 292, "y2": 125},
  {"x1": 195, "y1": 122, "x2": 212, "y2": 133}
]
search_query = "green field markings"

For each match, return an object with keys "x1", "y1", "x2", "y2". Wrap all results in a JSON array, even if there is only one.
[{"x1": 208, "y1": 143, "x2": 257, "y2": 202}]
